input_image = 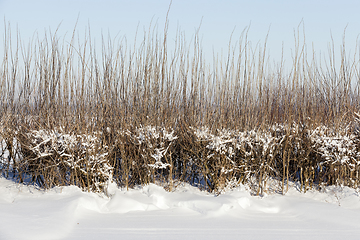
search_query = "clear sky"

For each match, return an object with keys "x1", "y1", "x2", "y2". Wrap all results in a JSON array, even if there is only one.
[{"x1": 1, "y1": 0, "x2": 360, "y2": 68}]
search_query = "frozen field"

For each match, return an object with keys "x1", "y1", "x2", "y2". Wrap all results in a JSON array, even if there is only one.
[{"x1": 1, "y1": 178, "x2": 360, "y2": 240}]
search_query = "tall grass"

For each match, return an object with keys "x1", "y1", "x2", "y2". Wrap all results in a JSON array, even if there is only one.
[{"x1": 1, "y1": 21, "x2": 360, "y2": 195}]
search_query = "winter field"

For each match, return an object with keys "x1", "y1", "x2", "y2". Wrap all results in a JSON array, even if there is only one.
[
  {"x1": 1, "y1": 177, "x2": 360, "y2": 240},
  {"x1": 3, "y1": 21, "x2": 360, "y2": 239}
]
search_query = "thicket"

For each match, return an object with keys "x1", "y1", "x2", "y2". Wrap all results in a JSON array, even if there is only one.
[{"x1": 1, "y1": 21, "x2": 360, "y2": 195}]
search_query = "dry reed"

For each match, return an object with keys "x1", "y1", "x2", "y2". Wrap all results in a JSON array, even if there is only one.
[{"x1": 1, "y1": 21, "x2": 360, "y2": 195}]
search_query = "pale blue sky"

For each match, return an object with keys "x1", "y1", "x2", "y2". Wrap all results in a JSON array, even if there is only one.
[{"x1": 1, "y1": 0, "x2": 360, "y2": 67}]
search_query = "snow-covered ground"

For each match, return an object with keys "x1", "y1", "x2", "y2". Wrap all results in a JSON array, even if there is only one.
[{"x1": 1, "y1": 178, "x2": 360, "y2": 240}]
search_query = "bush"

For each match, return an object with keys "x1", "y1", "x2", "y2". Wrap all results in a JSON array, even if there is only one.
[{"x1": 16, "y1": 128, "x2": 112, "y2": 192}]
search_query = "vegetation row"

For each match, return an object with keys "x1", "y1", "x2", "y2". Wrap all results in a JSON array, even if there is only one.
[{"x1": 1, "y1": 22, "x2": 360, "y2": 195}]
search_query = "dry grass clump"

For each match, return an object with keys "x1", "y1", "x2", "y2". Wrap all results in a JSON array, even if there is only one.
[
  {"x1": 1, "y1": 22, "x2": 360, "y2": 195},
  {"x1": 17, "y1": 128, "x2": 111, "y2": 192},
  {"x1": 111, "y1": 126, "x2": 178, "y2": 190}
]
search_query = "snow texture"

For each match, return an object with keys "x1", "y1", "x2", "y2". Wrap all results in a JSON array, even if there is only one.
[{"x1": 1, "y1": 177, "x2": 360, "y2": 240}]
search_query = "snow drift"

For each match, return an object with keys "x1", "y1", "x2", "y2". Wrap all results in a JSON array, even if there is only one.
[{"x1": 1, "y1": 177, "x2": 360, "y2": 240}]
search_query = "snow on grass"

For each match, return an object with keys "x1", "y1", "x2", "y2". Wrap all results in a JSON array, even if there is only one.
[
  {"x1": 122, "y1": 125, "x2": 177, "y2": 170},
  {"x1": 1, "y1": 177, "x2": 360, "y2": 240}
]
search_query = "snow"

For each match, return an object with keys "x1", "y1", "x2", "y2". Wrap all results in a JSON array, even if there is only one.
[{"x1": 1, "y1": 178, "x2": 360, "y2": 239}]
